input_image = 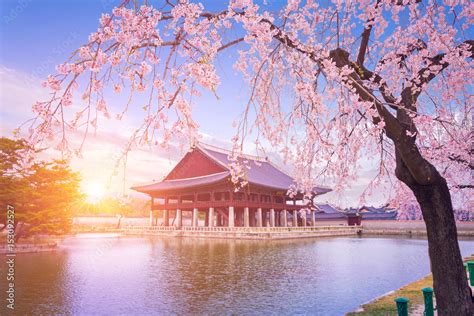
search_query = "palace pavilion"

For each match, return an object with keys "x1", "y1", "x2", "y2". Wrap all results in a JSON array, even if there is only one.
[{"x1": 132, "y1": 143, "x2": 332, "y2": 228}]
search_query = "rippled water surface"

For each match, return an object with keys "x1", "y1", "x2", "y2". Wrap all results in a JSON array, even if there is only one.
[{"x1": 1, "y1": 236, "x2": 473, "y2": 315}]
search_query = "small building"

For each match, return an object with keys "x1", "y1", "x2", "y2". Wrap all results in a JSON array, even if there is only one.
[
  {"x1": 345, "y1": 205, "x2": 397, "y2": 220},
  {"x1": 132, "y1": 143, "x2": 331, "y2": 228},
  {"x1": 314, "y1": 204, "x2": 346, "y2": 221},
  {"x1": 292, "y1": 204, "x2": 346, "y2": 226}
]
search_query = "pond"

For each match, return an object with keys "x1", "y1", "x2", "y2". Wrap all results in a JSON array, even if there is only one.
[{"x1": 1, "y1": 235, "x2": 473, "y2": 315}]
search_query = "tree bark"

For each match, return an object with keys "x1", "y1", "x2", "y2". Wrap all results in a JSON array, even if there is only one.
[{"x1": 396, "y1": 158, "x2": 473, "y2": 315}]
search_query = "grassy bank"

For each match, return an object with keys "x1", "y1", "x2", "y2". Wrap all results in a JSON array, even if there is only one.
[{"x1": 347, "y1": 275, "x2": 433, "y2": 315}]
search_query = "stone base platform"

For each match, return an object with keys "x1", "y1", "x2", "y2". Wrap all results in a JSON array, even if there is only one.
[
  {"x1": 0, "y1": 242, "x2": 58, "y2": 254},
  {"x1": 359, "y1": 220, "x2": 474, "y2": 237},
  {"x1": 121, "y1": 225, "x2": 361, "y2": 239}
]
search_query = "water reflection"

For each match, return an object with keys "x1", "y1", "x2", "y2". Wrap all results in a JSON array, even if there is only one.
[{"x1": 1, "y1": 236, "x2": 473, "y2": 315}]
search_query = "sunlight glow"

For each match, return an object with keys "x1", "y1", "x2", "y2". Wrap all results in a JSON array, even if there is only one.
[{"x1": 84, "y1": 182, "x2": 106, "y2": 203}]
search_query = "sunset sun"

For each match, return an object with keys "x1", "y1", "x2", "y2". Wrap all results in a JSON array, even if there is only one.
[{"x1": 84, "y1": 182, "x2": 106, "y2": 203}]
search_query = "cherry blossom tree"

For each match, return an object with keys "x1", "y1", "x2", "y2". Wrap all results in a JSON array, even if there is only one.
[{"x1": 27, "y1": 0, "x2": 473, "y2": 313}]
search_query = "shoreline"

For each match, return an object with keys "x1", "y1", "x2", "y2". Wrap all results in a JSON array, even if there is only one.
[
  {"x1": 348, "y1": 255, "x2": 474, "y2": 315},
  {"x1": 346, "y1": 274, "x2": 434, "y2": 315},
  {"x1": 0, "y1": 242, "x2": 58, "y2": 254},
  {"x1": 359, "y1": 220, "x2": 474, "y2": 237}
]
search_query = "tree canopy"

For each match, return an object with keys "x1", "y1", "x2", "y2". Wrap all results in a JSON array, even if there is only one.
[{"x1": 0, "y1": 137, "x2": 83, "y2": 235}]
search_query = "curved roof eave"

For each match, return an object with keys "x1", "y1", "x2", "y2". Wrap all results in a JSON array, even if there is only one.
[{"x1": 131, "y1": 171, "x2": 230, "y2": 194}]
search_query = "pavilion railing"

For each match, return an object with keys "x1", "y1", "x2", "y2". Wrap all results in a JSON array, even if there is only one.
[{"x1": 121, "y1": 225, "x2": 361, "y2": 233}]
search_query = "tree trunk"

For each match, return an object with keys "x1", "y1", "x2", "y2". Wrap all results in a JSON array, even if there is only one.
[{"x1": 404, "y1": 175, "x2": 472, "y2": 315}]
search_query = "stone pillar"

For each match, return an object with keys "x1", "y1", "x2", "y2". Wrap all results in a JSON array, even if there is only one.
[
  {"x1": 228, "y1": 206, "x2": 235, "y2": 228},
  {"x1": 282, "y1": 209, "x2": 288, "y2": 227},
  {"x1": 192, "y1": 208, "x2": 199, "y2": 227},
  {"x1": 244, "y1": 207, "x2": 250, "y2": 227},
  {"x1": 302, "y1": 211, "x2": 307, "y2": 227},
  {"x1": 256, "y1": 208, "x2": 263, "y2": 227},
  {"x1": 209, "y1": 207, "x2": 214, "y2": 228},
  {"x1": 311, "y1": 210, "x2": 316, "y2": 226},
  {"x1": 176, "y1": 209, "x2": 182, "y2": 228},
  {"x1": 270, "y1": 209, "x2": 275, "y2": 227},
  {"x1": 163, "y1": 209, "x2": 169, "y2": 226},
  {"x1": 293, "y1": 210, "x2": 298, "y2": 227},
  {"x1": 149, "y1": 210, "x2": 154, "y2": 226}
]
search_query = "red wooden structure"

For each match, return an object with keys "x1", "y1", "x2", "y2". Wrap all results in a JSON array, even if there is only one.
[{"x1": 132, "y1": 143, "x2": 331, "y2": 228}]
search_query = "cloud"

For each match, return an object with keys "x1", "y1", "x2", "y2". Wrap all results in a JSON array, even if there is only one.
[{"x1": 0, "y1": 65, "x2": 186, "y2": 197}]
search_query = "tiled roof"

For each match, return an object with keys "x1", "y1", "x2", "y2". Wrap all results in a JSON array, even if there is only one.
[
  {"x1": 132, "y1": 143, "x2": 332, "y2": 195},
  {"x1": 131, "y1": 171, "x2": 230, "y2": 194},
  {"x1": 315, "y1": 204, "x2": 341, "y2": 214}
]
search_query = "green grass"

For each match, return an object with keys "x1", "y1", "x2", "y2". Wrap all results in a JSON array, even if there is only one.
[{"x1": 346, "y1": 275, "x2": 432, "y2": 315}]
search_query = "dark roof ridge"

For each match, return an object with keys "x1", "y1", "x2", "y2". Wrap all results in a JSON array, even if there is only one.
[
  {"x1": 196, "y1": 142, "x2": 268, "y2": 163},
  {"x1": 165, "y1": 171, "x2": 229, "y2": 182},
  {"x1": 197, "y1": 142, "x2": 297, "y2": 181}
]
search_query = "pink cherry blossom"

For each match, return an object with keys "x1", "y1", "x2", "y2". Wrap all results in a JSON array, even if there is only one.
[{"x1": 31, "y1": 0, "x2": 472, "y2": 221}]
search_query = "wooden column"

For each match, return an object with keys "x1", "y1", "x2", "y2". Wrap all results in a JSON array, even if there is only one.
[
  {"x1": 192, "y1": 208, "x2": 199, "y2": 227},
  {"x1": 244, "y1": 207, "x2": 250, "y2": 227},
  {"x1": 282, "y1": 209, "x2": 288, "y2": 227},
  {"x1": 302, "y1": 211, "x2": 307, "y2": 227},
  {"x1": 270, "y1": 209, "x2": 275, "y2": 227},
  {"x1": 311, "y1": 210, "x2": 316, "y2": 226},
  {"x1": 293, "y1": 210, "x2": 298, "y2": 227},
  {"x1": 149, "y1": 210, "x2": 154, "y2": 226},
  {"x1": 176, "y1": 209, "x2": 182, "y2": 228},
  {"x1": 150, "y1": 197, "x2": 154, "y2": 226},
  {"x1": 208, "y1": 207, "x2": 214, "y2": 228},
  {"x1": 256, "y1": 208, "x2": 263, "y2": 227},
  {"x1": 228, "y1": 206, "x2": 235, "y2": 228},
  {"x1": 163, "y1": 209, "x2": 169, "y2": 226}
]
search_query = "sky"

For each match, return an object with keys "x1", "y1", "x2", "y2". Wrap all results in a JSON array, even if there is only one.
[{"x1": 0, "y1": 0, "x2": 390, "y2": 208}]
